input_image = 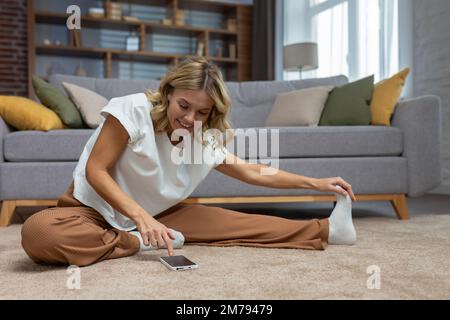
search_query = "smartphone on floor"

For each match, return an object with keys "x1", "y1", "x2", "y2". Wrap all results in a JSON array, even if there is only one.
[{"x1": 160, "y1": 255, "x2": 199, "y2": 271}]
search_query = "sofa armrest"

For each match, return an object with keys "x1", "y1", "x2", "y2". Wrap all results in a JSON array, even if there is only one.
[
  {"x1": 0, "y1": 116, "x2": 14, "y2": 163},
  {"x1": 391, "y1": 95, "x2": 442, "y2": 197}
]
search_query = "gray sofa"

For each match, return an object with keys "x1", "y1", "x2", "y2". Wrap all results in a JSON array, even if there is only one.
[{"x1": 0, "y1": 74, "x2": 442, "y2": 226}]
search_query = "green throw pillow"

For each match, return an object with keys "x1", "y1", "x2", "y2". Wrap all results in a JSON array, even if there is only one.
[
  {"x1": 319, "y1": 75, "x2": 374, "y2": 126},
  {"x1": 32, "y1": 75, "x2": 84, "y2": 128}
]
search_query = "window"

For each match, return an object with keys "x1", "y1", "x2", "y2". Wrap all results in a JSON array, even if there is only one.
[{"x1": 283, "y1": 0, "x2": 399, "y2": 82}]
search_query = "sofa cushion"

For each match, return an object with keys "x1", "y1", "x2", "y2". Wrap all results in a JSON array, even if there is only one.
[
  {"x1": 265, "y1": 85, "x2": 334, "y2": 127},
  {"x1": 4, "y1": 129, "x2": 93, "y2": 162},
  {"x1": 32, "y1": 75, "x2": 84, "y2": 128},
  {"x1": 371, "y1": 68, "x2": 410, "y2": 126},
  {"x1": 191, "y1": 157, "x2": 408, "y2": 197},
  {"x1": 319, "y1": 75, "x2": 374, "y2": 126},
  {"x1": 62, "y1": 82, "x2": 108, "y2": 128},
  {"x1": 0, "y1": 158, "x2": 407, "y2": 200},
  {"x1": 0, "y1": 96, "x2": 65, "y2": 131},
  {"x1": 3, "y1": 126, "x2": 402, "y2": 162},
  {"x1": 227, "y1": 126, "x2": 403, "y2": 159}
]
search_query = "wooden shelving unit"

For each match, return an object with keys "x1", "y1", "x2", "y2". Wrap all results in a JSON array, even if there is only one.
[{"x1": 27, "y1": 0, "x2": 253, "y2": 96}]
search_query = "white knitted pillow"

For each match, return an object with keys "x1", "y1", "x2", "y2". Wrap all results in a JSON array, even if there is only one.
[
  {"x1": 265, "y1": 85, "x2": 334, "y2": 127},
  {"x1": 62, "y1": 82, "x2": 108, "y2": 128}
]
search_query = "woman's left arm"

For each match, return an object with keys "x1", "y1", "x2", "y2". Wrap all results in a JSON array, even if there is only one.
[{"x1": 215, "y1": 153, "x2": 356, "y2": 201}]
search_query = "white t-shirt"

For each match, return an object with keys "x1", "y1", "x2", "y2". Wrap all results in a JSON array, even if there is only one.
[{"x1": 72, "y1": 93, "x2": 228, "y2": 231}]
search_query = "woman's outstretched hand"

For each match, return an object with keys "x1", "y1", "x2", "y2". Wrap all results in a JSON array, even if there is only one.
[
  {"x1": 313, "y1": 177, "x2": 356, "y2": 201},
  {"x1": 134, "y1": 212, "x2": 176, "y2": 256}
]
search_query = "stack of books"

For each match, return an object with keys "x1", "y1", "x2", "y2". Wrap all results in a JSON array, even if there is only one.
[
  {"x1": 88, "y1": 7, "x2": 105, "y2": 19},
  {"x1": 174, "y1": 10, "x2": 185, "y2": 26},
  {"x1": 123, "y1": 16, "x2": 140, "y2": 22},
  {"x1": 106, "y1": 2, "x2": 122, "y2": 20},
  {"x1": 161, "y1": 18, "x2": 172, "y2": 25}
]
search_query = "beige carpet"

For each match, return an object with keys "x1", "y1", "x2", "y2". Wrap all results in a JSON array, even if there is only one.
[{"x1": 1, "y1": 209, "x2": 450, "y2": 299}]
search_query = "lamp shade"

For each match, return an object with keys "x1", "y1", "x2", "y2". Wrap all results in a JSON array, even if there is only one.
[{"x1": 283, "y1": 42, "x2": 318, "y2": 71}]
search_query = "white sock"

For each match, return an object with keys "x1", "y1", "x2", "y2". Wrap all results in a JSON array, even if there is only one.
[
  {"x1": 328, "y1": 186, "x2": 357, "y2": 245},
  {"x1": 129, "y1": 229, "x2": 185, "y2": 251}
]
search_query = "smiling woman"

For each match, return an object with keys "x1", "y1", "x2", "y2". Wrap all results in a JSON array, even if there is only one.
[
  {"x1": 167, "y1": 89, "x2": 214, "y2": 132},
  {"x1": 21, "y1": 56, "x2": 356, "y2": 268},
  {"x1": 147, "y1": 56, "x2": 232, "y2": 137}
]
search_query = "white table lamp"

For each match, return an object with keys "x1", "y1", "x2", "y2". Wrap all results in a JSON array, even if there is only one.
[{"x1": 283, "y1": 42, "x2": 318, "y2": 79}]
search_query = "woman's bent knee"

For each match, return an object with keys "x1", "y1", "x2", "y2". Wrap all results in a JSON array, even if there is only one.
[{"x1": 21, "y1": 209, "x2": 63, "y2": 264}]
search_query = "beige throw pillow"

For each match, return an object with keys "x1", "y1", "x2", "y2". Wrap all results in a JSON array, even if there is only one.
[
  {"x1": 62, "y1": 82, "x2": 108, "y2": 128},
  {"x1": 265, "y1": 85, "x2": 334, "y2": 127}
]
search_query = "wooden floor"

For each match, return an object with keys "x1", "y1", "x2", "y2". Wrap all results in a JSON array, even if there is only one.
[{"x1": 0, "y1": 194, "x2": 409, "y2": 227}]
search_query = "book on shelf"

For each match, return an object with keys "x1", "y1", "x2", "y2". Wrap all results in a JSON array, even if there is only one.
[
  {"x1": 226, "y1": 18, "x2": 237, "y2": 32},
  {"x1": 228, "y1": 43, "x2": 236, "y2": 59}
]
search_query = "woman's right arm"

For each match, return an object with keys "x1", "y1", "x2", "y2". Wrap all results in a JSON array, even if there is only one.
[{"x1": 85, "y1": 115, "x2": 175, "y2": 255}]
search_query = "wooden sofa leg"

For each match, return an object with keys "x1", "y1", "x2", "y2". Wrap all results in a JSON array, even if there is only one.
[
  {"x1": 390, "y1": 194, "x2": 409, "y2": 220},
  {"x1": 0, "y1": 200, "x2": 17, "y2": 227}
]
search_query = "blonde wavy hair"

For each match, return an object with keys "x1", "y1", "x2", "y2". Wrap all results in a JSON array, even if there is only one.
[{"x1": 146, "y1": 56, "x2": 233, "y2": 144}]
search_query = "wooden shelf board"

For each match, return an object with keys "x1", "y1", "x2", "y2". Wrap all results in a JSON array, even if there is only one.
[
  {"x1": 207, "y1": 56, "x2": 238, "y2": 63},
  {"x1": 209, "y1": 29, "x2": 237, "y2": 36},
  {"x1": 178, "y1": 0, "x2": 243, "y2": 13},
  {"x1": 35, "y1": 12, "x2": 237, "y2": 36},
  {"x1": 122, "y1": 0, "x2": 168, "y2": 7},
  {"x1": 36, "y1": 45, "x2": 106, "y2": 58},
  {"x1": 35, "y1": 45, "x2": 239, "y2": 64}
]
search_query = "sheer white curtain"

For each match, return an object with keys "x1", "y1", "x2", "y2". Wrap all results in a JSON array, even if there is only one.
[{"x1": 283, "y1": 0, "x2": 399, "y2": 83}]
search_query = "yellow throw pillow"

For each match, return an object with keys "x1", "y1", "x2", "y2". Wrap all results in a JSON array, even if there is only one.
[
  {"x1": 370, "y1": 68, "x2": 410, "y2": 126},
  {"x1": 0, "y1": 96, "x2": 65, "y2": 131}
]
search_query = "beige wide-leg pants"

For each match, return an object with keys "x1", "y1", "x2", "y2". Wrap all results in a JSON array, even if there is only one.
[{"x1": 21, "y1": 182, "x2": 329, "y2": 266}]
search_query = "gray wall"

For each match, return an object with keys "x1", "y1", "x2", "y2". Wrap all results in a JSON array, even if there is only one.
[{"x1": 414, "y1": 0, "x2": 450, "y2": 193}]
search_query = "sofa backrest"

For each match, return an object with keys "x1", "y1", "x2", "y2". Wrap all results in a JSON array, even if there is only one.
[
  {"x1": 49, "y1": 74, "x2": 348, "y2": 128},
  {"x1": 225, "y1": 76, "x2": 348, "y2": 128},
  {"x1": 48, "y1": 74, "x2": 161, "y2": 100}
]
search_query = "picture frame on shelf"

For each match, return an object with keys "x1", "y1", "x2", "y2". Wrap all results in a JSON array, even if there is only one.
[
  {"x1": 196, "y1": 41, "x2": 205, "y2": 56},
  {"x1": 215, "y1": 45, "x2": 223, "y2": 57},
  {"x1": 126, "y1": 32, "x2": 139, "y2": 51}
]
